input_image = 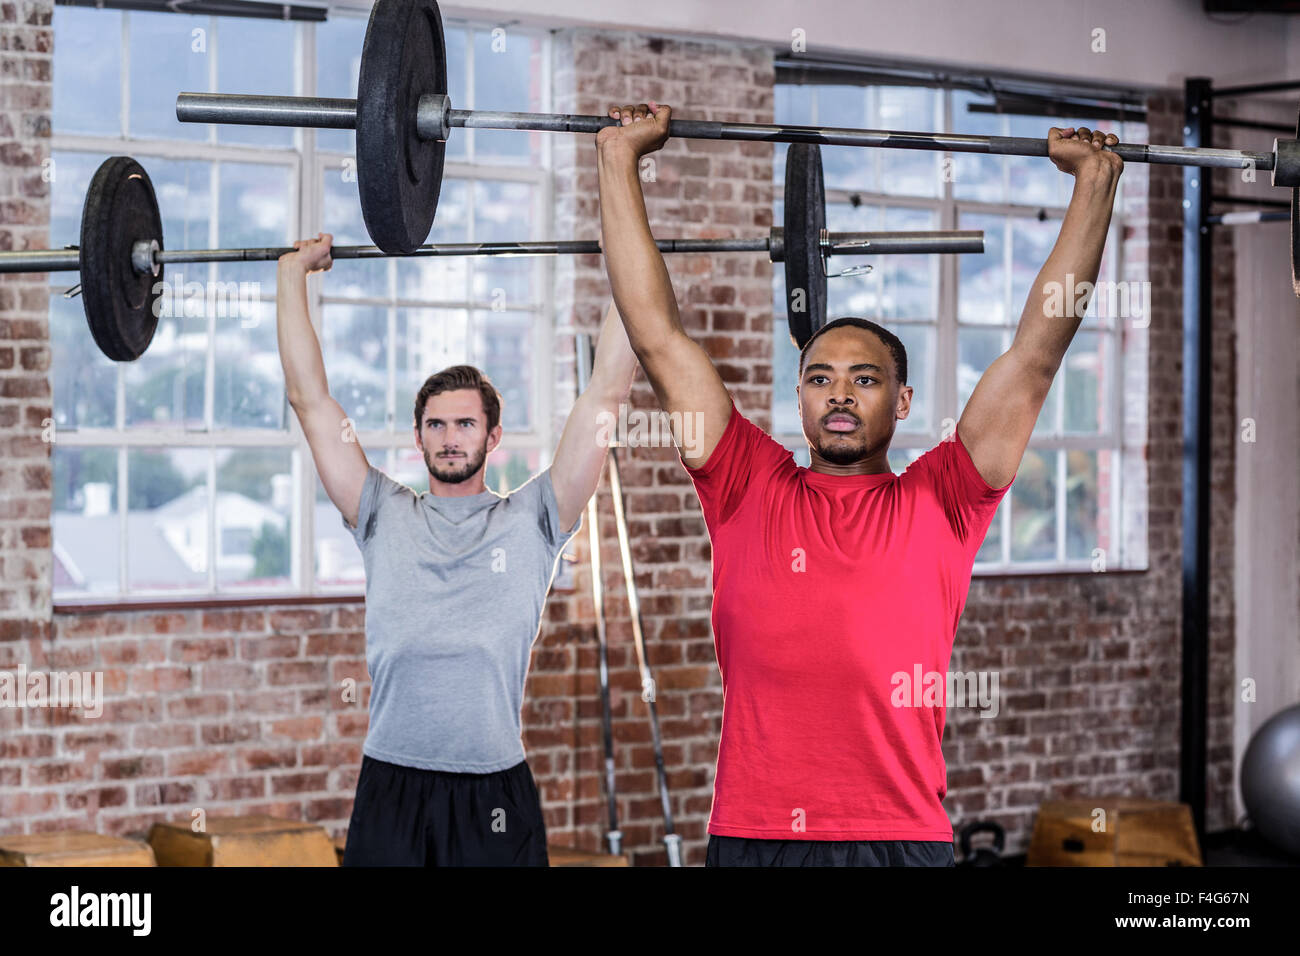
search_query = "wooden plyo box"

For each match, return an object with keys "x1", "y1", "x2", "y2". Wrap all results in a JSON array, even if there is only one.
[
  {"x1": 0, "y1": 832, "x2": 156, "y2": 867},
  {"x1": 148, "y1": 815, "x2": 338, "y2": 867},
  {"x1": 548, "y1": 846, "x2": 629, "y2": 867},
  {"x1": 1027, "y1": 798, "x2": 1202, "y2": 866}
]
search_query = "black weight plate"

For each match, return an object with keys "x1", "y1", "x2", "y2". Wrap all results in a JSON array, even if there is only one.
[
  {"x1": 79, "y1": 156, "x2": 164, "y2": 362},
  {"x1": 357, "y1": 0, "x2": 447, "y2": 255},
  {"x1": 783, "y1": 143, "x2": 827, "y2": 349}
]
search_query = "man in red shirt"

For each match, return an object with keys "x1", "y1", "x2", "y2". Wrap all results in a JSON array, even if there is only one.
[{"x1": 596, "y1": 101, "x2": 1123, "y2": 866}]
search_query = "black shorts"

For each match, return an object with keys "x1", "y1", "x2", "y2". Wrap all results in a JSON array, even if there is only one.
[
  {"x1": 342, "y1": 754, "x2": 549, "y2": 867},
  {"x1": 706, "y1": 834, "x2": 955, "y2": 867}
]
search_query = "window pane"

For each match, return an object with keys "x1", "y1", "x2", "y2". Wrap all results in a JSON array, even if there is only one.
[
  {"x1": 216, "y1": 300, "x2": 284, "y2": 430},
  {"x1": 951, "y1": 90, "x2": 1003, "y2": 202},
  {"x1": 216, "y1": 447, "x2": 293, "y2": 589},
  {"x1": 52, "y1": 447, "x2": 120, "y2": 597},
  {"x1": 475, "y1": 311, "x2": 532, "y2": 431},
  {"x1": 397, "y1": 308, "x2": 470, "y2": 433},
  {"x1": 1066, "y1": 449, "x2": 1101, "y2": 561},
  {"x1": 1006, "y1": 112, "x2": 1060, "y2": 207},
  {"x1": 825, "y1": 199, "x2": 882, "y2": 316},
  {"x1": 957, "y1": 327, "x2": 1005, "y2": 415},
  {"x1": 483, "y1": 446, "x2": 541, "y2": 495},
  {"x1": 215, "y1": 17, "x2": 296, "y2": 148},
  {"x1": 974, "y1": 498, "x2": 1003, "y2": 564},
  {"x1": 315, "y1": 13, "x2": 367, "y2": 154},
  {"x1": 321, "y1": 304, "x2": 388, "y2": 431},
  {"x1": 958, "y1": 212, "x2": 1006, "y2": 324},
  {"x1": 127, "y1": 158, "x2": 213, "y2": 429},
  {"x1": 53, "y1": 7, "x2": 122, "y2": 137},
  {"x1": 321, "y1": 167, "x2": 389, "y2": 299},
  {"x1": 892, "y1": 324, "x2": 933, "y2": 433},
  {"x1": 128, "y1": 11, "x2": 208, "y2": 142},
  {"x1": 315, "y1": 447, "x2": 383, "y2": 589},
  {"x1": 1063, "y1": 330, "x2": 1105, "y2": 435},
  {"x1": 215, "y1": 162, "x2": 292, "y2": 288},
  {"x1": 880, "y1": 205, "x2": 939, "y2": 319},
  {"x1": 814, "y1": 87, "x2": 869, "y2": 191},
  {"x1": 888, "y1": 446, "x2": 925, "y2": 473},
  {"x1": 1010, "y1": 448, "x2": 1055, "y2": 562},
  {"x1": 472, "y1": 29, "x2": 543, "y2": 163},
  {"x1": 50, "y1": 151, "x2": 109, "y2": 249},
  {"x1": 472, "y1": 179, "x2": 535, "y2": 306},
  {"x1": 52, "y1": 290, "x2": 116, "y2": 430},
  {"x1": 1010, "y1": 216, "x2": 1058, "y2": 316},
  {"x1": 875, "y1": 86, "x2": 940, "y2": 198},
  {"x1": 396, "y1": 178, "x2": 469, "y2": 301},
  {"x1": 126, "y1": 448, "x2": 208, "y2": 591}
]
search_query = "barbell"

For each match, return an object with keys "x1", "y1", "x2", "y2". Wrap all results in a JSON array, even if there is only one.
[
  {"x1": 173, "y1": 0, "x2": 1300, "y2": 296},
  {"x1": 1, "y1": 147, "x2": 983, "y2": 361}
]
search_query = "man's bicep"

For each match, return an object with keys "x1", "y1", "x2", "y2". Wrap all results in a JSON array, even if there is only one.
[
  {"x1": 294, "y1": 395, "x2": 370, "y2": 529},
  {"x1": 957, "y1": 347, "x2": 1051, "y2": 489},
  {"x1": 638, "y1": 329, "x2": 735, "y2": 469}
]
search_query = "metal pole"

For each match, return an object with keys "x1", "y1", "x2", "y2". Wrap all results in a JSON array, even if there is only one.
[
  {"x1": 0, "y1": 231, "x2": 985, "y2": 275},
  {"x1": 1181, "y1": 76, "x2": 1212, "y2": 846},
  {"x1": 176, "y1": 90, "x2": 1278, "y2": 172},
  {"x1": 575, "y1": 333, "x2": 622, "y2": 860},
  {"x1": 604, "y1": 432, "x2": 682, "y2": 868}
]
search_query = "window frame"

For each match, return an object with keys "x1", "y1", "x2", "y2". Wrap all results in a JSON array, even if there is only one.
[
  {"x1": 49, "y1": 7, "x2": 557, "y2": 606},
  {"x1": 771, "y1": 82, "x2": 1145, "y2": 575}
]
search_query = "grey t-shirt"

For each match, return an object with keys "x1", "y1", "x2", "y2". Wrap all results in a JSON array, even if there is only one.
[{"x1": 342, "y1": 464, "x2": 580, "y2": 772}]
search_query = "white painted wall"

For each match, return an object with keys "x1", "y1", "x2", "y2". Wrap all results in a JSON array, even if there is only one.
[{"x1": 411, "y1": 0, "x2": 1299, "y2": 92}]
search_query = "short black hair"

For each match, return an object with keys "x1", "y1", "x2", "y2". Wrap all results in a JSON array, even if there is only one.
[{"x1": 798, "y1": 317, "x2": 908, "y2": 385}]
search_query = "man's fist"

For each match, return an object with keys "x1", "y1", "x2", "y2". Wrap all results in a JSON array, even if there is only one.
[
  {"x1": 596, "y1": 102, "x2": 672, "y2": 157},
  {"x1": 1047, "y1": 127, "x2": 1124, "y2": 182},
  {"x1": 279, "y1": 232, "x2": 334, "y2": 275}
]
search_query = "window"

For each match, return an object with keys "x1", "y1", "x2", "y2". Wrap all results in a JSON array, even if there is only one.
[
  {"x1": 772, "y1": 81, "x2": 1148, "y2": 573},
  {"x1": 50, "y1": 7, "x2": 554, "y2": 600}
]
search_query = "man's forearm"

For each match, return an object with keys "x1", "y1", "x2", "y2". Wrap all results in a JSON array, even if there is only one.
[
  {"x1": 596, "y1": 142, "x2": 684, "y2": 354},
  {"x1": 1012, "y1": 172, "x2": 1120, "y2": 379},
  {"x1": 276, "y1": 262, "x2": 330, "y2": 407},
  {"x1": 585, "y1": 302, "x2": 638, "y2": 407}
]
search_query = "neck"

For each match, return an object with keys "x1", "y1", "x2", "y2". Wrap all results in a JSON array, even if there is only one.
[
  {"x1": 807, "y1": 449, "x2": 893, "y2": 476},
  {"x1": 428, "y1": 472, "x2": 490, "y2": 496}
]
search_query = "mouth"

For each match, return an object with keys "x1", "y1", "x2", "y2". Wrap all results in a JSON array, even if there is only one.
[{"x1": 823, "y1": 415, "x2": 860, "y2": 433}]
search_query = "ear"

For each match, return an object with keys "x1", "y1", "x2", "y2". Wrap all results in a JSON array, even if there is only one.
[
  {"x1": 486, "y1": 423, "x2": 504, "y2": 456},
  {"x1": 896, "y1": 385, "x2": 913, "y2": 421}
]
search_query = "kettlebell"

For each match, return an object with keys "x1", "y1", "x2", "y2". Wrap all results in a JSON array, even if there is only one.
[{"x1": 957, "y1": 820, "x2": 1005, "y2": 867}]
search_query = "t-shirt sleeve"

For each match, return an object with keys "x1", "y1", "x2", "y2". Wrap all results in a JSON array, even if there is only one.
[
  {"x1": 530, "y1": 466, "x2": 582, "y2": 553},
  {"x1": 341, "y1": 465, "x2": 408, "y2": 549},
  {"x1": 905, "y1": 425, "x2": 1013, "y2": 555},
  {"x1": 681, "y1": 401, "x2": 793, "y2": 529}
]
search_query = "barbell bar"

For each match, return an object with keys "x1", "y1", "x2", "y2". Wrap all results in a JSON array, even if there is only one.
[
  {"x1": 173, "y1": 0, "x2": 1300, "y2": 270},
  {"x1": 3, "y1": 148, "x2": 984, "y2": 362}
]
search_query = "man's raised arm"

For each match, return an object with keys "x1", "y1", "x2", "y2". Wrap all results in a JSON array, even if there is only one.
[
  {"x1": 958, "y1": 127, "x2": 1124, "y2": 489},
  {"x1": 276, "y1": 233, "x2": 369, "y2": 529},
  {"x1": 595, "y1": 101, "x2": 734, "y2": 468}
]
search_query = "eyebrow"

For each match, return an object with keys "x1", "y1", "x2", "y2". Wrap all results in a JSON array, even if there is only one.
[
  {"x1": 803, "y1": 362, "x2": 885, "y2": 375},
  {"x1": 424, "y1": 416, "x2": 479, "y2": 425}
]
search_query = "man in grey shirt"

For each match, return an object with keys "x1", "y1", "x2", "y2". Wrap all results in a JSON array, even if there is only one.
[{"x1": 276, "y1": 233, "x2": 637, "y2": 866}]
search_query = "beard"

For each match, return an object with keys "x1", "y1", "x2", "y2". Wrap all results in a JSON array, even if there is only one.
[
  {"x1": 813, "y1": 433, "x2": 870, "y2": 465},
  {"x1": 809, "y1": 411, "x2": 871, "y2": 465},
  {"x1": 424, "y1": 442, "x2": 488, "y2": 485}
]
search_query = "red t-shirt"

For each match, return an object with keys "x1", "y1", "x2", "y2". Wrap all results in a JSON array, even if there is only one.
[{"x1": 683, "y1": 403, "x2": 1012, "y2": 841}]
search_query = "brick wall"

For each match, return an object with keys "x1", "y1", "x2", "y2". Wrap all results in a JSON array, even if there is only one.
[
  {"x1": 540, "y1": 30, "x2": 775, "y2": 864},
  {"x1": 0, "y1": 0, "x2": 53, "y2": 633},
  {"x1": 0, "y1": 12, "x2": 1240, "y2": 863}
]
